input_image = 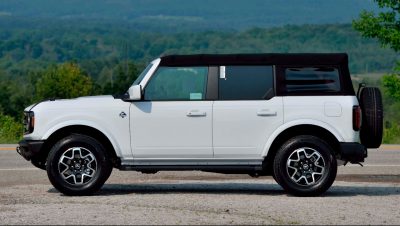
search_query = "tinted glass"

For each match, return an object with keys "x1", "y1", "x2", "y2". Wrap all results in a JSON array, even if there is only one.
[
  {"x1": 144, "y1": 66, "x2": 208, "y2": 100},
  {"x1": 284, "y1": 67, "x2": 340, "y2": 93},
  {"x1": 219, "y1": 66, "x2": 274, "y2": 100}
]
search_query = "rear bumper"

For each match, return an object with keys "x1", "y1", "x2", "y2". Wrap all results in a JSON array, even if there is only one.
[
  {"x1": 16, "y1": 139, "x2": 45, "y2": 161},
  {"x1": 339, "y1": 142, "x2": 367, "y2": 163}
]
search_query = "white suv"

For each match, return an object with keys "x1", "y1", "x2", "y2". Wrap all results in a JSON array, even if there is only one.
[{"x1": 17, "y1": 53, "x2": 383, "y2": 196}]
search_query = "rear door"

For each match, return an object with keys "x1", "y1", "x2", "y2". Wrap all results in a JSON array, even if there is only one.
[{"x1": 212, "y1": 65, "x2": 284, "y2": 158}]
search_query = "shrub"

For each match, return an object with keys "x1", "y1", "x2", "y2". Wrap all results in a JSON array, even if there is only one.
[{"x1": 0, "y1": 113, "x2": 23, "y2": 143}]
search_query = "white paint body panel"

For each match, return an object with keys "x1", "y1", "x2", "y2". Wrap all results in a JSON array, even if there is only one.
[
  {"x1": 24, "y1": 96, "x2": 132, "y2": 159},
  {"x1": 283, "y1": 96, "x2": 359, "y2": 142},
  {"x1": 259, "y1": 96, "x2": 359, "y2": 157},
  {"x1": 213, "y1": 98, "x2": 283, "y2": 158},
  {"x1": 130, "y1": 101, "x2": 213, "y2": 158}
]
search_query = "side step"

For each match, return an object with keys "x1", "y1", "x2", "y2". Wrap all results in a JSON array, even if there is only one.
[
  {"x1": 119, "y1": 164, "x2": 263, "y2": 172},
  {"x1": 118, "y1": 159, "x2": 265, "y2": 174}
]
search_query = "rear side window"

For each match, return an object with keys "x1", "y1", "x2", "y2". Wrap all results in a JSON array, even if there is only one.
[
  {"x1": 219, "y1": 66, "x2": 274, "y2": 100},
  {"x1": 284, "y1": 67, "x2": 340, "y2": 93}
]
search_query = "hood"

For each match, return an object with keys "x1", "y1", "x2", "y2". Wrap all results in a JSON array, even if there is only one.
[{"x1": 26, "y1": 95, "x2": 116, "y2": 112}]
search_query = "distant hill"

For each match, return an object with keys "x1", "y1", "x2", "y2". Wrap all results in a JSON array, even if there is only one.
[
  {"x1": 0, "y1": 23, "x2": 397, "y2": 78},
  {"x1": 0, "y1": 0, "x2": 378, "y2": 32}
]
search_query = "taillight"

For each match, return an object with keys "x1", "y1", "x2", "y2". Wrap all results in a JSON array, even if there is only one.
[{"x1": 353, "y1": 106, "x2": 361, "y2": 131}]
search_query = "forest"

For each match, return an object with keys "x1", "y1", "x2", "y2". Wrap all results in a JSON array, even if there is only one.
[
  {"x1": 0, "y1": 21, "x2": 398, "y2": 143},
  {"x1": 0, "y1": 0, "x2": 377, "y2": 31}
]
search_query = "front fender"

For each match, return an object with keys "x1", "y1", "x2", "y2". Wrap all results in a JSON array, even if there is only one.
[{"x1": 42, "y1": 120, "x2": 123, "y2": 157}]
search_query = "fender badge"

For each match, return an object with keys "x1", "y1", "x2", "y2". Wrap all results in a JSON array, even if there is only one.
[{"x1": 119, "y1": 112, "x2": 127, "y2": 118}]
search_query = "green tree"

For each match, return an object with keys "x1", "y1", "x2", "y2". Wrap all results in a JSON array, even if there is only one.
[
  {"x1": 382, "y1": 63, "x2": 400, "y2": 101},
  {"x1": 353, "y1": 0, "x2": 400, "y2": 100},
  {"x1": 353, "y1": 0, "x2": 400, "y2": 51},
  {"x1": 35, "y1": 63, "x2": 93, "y2": 100},
  {"x1": 353, "y1": 0, "x2": 400, "y2": 143},
  {"x1": 101, "y1": 61, "x2": 141, "y2": 95}
]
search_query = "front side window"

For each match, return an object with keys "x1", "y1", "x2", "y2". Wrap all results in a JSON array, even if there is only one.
[
  {"x1": 284, "y1": 67, "x2": 340, "y2": 93},
  {"x1": 144, "y1": 66, "x2": 208, "y2": 101},
  {"x1": 219, "y1": 66, "x2": 274, "y2": 100}
]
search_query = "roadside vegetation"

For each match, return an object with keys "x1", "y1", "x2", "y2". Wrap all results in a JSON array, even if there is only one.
[
  {"x1": 0, "y1": 1, "x2": 399, "y2": 143},
  {"x1": 353, "y1": 0, "x2": 400, "y2": 144}
]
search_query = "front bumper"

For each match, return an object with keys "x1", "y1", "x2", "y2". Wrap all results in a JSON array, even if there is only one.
[
  {"x1": 339, "y1": 142, "x2": 367, "y2": 163},
  {"x1": 16, "y1": 139, "x2": 45, "y2": 161}
]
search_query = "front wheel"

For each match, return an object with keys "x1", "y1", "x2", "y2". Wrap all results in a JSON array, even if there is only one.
[
  {"x1": 46, "y1": 134, "x2": 112, "y2": 196},
  {"x1": 273, "y1": 135, "x2": 337, "y2": 196}
]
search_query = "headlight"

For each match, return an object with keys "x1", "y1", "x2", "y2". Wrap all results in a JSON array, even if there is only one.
[{"x1": 23, "y1": 111, "x2": 35, "y2": 134}]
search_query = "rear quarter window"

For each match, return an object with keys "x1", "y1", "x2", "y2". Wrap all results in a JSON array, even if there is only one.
[{"x1": 284, "y1": 67, "x2": 341, "y2": 94}]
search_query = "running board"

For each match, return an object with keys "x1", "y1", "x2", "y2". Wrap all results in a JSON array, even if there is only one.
[
  {"x1": 119, "y1": 164, "x2": 263, "y2": 172},
  {"x1": 118, "y1": 159, "x2": 264, "y2": 172}
]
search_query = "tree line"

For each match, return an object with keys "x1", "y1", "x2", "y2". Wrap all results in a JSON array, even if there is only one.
[{"x1": 0, "y1": 21, "x2": 399, "y2": 143}]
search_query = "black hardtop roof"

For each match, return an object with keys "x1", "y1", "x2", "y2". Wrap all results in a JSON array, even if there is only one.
[{"x1": 159, "y1": 53, "x2": 348, "y2": 66}]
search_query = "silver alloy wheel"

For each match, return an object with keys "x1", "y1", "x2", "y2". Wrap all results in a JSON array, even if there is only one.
[
  {"x1": 286, "y1": 147, "x2": 325, "y2": 186},
  {"x1": 58, "y1": 147, "x2": 97, "y2": 185}
]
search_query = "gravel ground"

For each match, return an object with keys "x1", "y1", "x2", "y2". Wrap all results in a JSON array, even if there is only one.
[
  {"x1": 1, "y1": 146, "x2": 400, "y2": 225},
  {"x1": 0, "y1": 178, "x2": 399, "y2": 225}
]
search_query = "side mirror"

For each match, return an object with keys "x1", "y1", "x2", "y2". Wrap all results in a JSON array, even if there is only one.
[{"x1": 127, "y1": 85, "x2": 142, "y2": 101}]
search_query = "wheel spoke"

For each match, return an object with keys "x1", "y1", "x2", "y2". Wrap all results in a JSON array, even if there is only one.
[
  {"x1": 286, "y1": 147, "x2": 326, "y2": 186},
  {"x1": 314, "y1": 162, "x2": 324, "y2": 169},
  {"x1": 75, "y1": 174, "x2": 84, "y2": 184},
  {"x1": 304, "y1": 174, "x2": 314, "y2": 185},
  {"x1": 63, "y1": 173, "x2": 75, "y2": 182},
  {"x1": 294, "y1": 175, "x2": 305, "y2": 183},
  {"x1": 58, "y1": 147, "x2": 97, "y2": 186},
  {"x1": 311, "y1": 172, "x2": 322, "y2": 182},
  {"x1": 72, "y1": 148, "x2": 82, "y2": 159},
  {"x1": 59, "y1": 161, "x2": 70, "y2": 175}
]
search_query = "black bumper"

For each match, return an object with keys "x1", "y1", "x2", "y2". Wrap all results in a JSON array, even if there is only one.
[
  {"x1": 339, "y1": 142, "x2": 367, "y2": 163},
  {"x1": 16, "y1": 140, "x2": 45, "y2": 161}
]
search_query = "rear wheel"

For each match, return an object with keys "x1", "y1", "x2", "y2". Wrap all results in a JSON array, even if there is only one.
[
  {"x1": 46, "y1": 134, "x2": 112, "y2": 196},
  {"x1": 273, "y1": 135, "x2": 337, "y2": 196}
]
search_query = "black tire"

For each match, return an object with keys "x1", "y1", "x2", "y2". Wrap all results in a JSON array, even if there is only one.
[
  {"x1": 46, "y1": 134, "x2": 112, "y2": 196},
  {"x1": 359, "y1": 87, "x2": 383, "y2": 148},
  {"x1": 273, "y1": 135, "x2": 337, "y2": 196}
]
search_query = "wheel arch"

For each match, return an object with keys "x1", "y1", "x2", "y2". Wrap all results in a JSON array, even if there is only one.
[
  {"x1": 262, "y1": 123, "x2": 341, "y2": 175},
  {"x1": 40, "y1": 125, "x2": 120, "y2": 167}
]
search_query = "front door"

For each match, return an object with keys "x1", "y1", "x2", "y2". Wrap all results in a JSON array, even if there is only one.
[{"x1": 130, "y1": 66, "x2": 213, "y2": 158}]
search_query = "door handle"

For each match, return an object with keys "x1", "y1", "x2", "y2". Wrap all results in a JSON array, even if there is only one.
[
  {"x1": 257, "y1": 110, "x2": 277, "y2": 117},
  {"x1": 187, "y1": 110, "x2": 207, "y2": 117}
]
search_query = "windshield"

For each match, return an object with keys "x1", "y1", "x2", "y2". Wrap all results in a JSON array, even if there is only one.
[{"x1": 133, "y1": 63, "x2": 153, "y2": 85}]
